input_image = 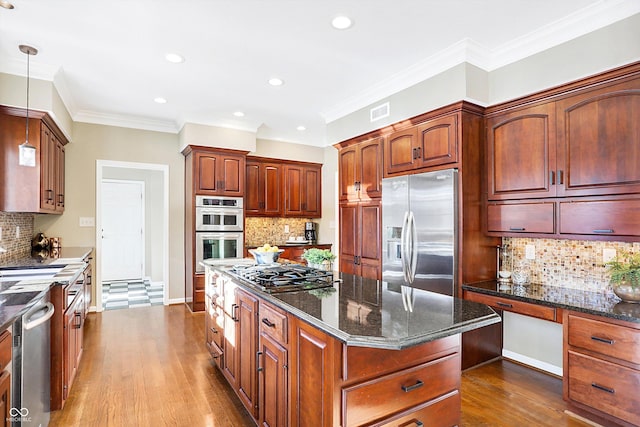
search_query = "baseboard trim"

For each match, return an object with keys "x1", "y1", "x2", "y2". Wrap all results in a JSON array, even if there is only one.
[
  {"x1": 502, "y1": 349, "x2": 563, "y2": 376},
  {"x1": 168, "y1": 297, "x2": 185, "y2": 305}
]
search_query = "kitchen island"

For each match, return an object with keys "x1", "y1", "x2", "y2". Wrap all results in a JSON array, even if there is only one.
[{"x1": 203, "y1": 260, "x2": 500, "y2": 427}]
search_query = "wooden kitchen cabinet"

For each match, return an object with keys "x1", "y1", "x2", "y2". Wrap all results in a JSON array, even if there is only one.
[
  {"x1": 63, "y1": 291, "x2": 84, "y2": 402},
  {"x1": 236, "y1": 288, "x2": 259, "y2": 418},
  {"x1": 193, "y1": 148, "x2": 246, "y2": 196},
  {"x1": 339, "y1": 200, "x2": 382, "y2": 280},
  {"x1": 486, "y1": 202, "x2": 556, "y2": 235},
  {"x1": 384, "y1": 113, "x2": 458, "y2": 176},
  {"x1": 258, "y1": 301, "x2": 289, "y2": 427},
  {"x1": 284, "y1": 163, "x2": 322, "y2": 218},
  {"x1": 245, "y1": 159, "x2": 284, "y2": 216},
  {"x1": 0, "y1": 106, "x2": 68, "y2": 214},
  {"x1": 338, "y1": 137, "x2": 383, "y2": 201},
  {"x1": 564, "y1": 311, "x2": 640, "y2": 427},
  {"x1": 559, "y1": 197, "x2": 640, "y2": 238},
  {"x1": 0, "y1": 330, "x2": 11, "y2": 427}
]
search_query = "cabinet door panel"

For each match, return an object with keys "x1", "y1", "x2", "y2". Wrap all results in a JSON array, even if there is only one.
[
  {"x1": 559, "y1": 199, "x2": 640, "y2": 237},
  {"x1": 557, "y1": 85, "x2": 640, "y2": 196},
  {"x1": 339, "y1": 146, "x2": 358, "y2": 201},
  {"x1": 487, "y1": 203, "x2": 555, "y2": 234},
  {"x1": 487, "y1": 104, "x2": 556, "y2": 200},
  {"x1": 285, "y1": 166, "x2": 302, "y2": 215},
  {"x1": 264, "y1": 164, "x2": 284, "y2": 215},
  {"x1": 385, "y1": 127, "x2": 418, "y2": 175},
  {"x1": 360, "y1": 201, "x2": 382, "y2": 280},
  {"x1": 359, "y1": 138, "x2": 383, "y2": 199},
  {"x1": 245, "y1": 162, "x2": 262, "y2": 213},
  {"x1": 197, "y1": 153, "x2": 219, "y2": 193},
  {"x1": 418, "y1": 115, "x2": 458, "y2": 168},
  {"x1": 340, "y1": 204, "x2": 358, "y2": 260},
  {"x1": 221, "y1": 156, "x2": 243, "y2": 195},
  {"x1": 303, "y1": 166, "x2": 321, "y2": 216},
  {"x1": 259, "y1": 333, "x2": 288, "y2": 427},
  {"x1": 237, "y1": 290, "x2": 258, "y2": 417}
]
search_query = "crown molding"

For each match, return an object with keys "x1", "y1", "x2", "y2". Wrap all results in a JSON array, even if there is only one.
[{"x1": 73, "y1": 110, "x2": 180, "y2": 134}]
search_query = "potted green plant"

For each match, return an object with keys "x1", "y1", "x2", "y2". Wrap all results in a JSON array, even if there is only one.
[
  {"x1": 606, "y1": 251, "x2": 640, "y2": 303},
  {"x1": 302, "y1": 248, "x2": 336, "y2": 271}
]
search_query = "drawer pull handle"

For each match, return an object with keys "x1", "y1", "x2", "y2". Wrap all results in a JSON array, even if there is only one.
[
  {"x1": 592, "y1": 229, "x2": 614, "y2": 234},
  {"x1": 496, "y1": 302, "x2": 513, "y2": 308},
  {"x1": 257, "y1": 351, "x2": 263, "y2": 372},
  {"x1": 401, "y1": 380, "x2": 424, "y2": 393},
  {"x1": 591, "y1": 383, "x2": 615, "y2": 394},
  {"x1": 210, "y1": 327, "x2": 218, "y2": 334},
  {"x1": 590, "y1": 336, "x2": 614, "y2": 345},
  {"x1": 414, "y1": 422, "x2": 424, "y2": 427},
  {"x1": 509, "y1": 227, "x2": 525, "y2": 231},
  {"x1": 261, "y1": 318, "x2": 276, "y2": 328}
]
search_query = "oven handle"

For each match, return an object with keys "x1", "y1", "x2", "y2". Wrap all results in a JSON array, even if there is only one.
[{"x1": 24, "y1": 302, "x2": 55, "y2": 330}]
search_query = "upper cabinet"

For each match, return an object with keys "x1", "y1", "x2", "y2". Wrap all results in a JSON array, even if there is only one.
[
  {"x1": 245, "y1": 159, "x2": 284, "y2": 216},
  {"x1": 245, "y1": 157, "x2": 322, "y2": 218},
  {"x1": 339, "y1": 137, "x2": 383, "y2": 201},
  {"x1": 192, "y1": 148, "x2": 246, "y2": 196},
  {"x1": 384, "y1": 114, "x2": 458, "y2": 176},
  {"x1": 485, "y1": 62, "x2": 640, "y2": 240},
  {"x1": 0, "y1": 106, "x2": 68, "y2": 214},
  {"x1": 284, "y1": 163, "x2": 322, "y2": 218}
]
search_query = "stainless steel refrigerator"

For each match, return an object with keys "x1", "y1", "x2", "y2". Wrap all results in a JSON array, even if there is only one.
[{"x1": 382, "y1": 168, "x2": 457, "y2": 296}]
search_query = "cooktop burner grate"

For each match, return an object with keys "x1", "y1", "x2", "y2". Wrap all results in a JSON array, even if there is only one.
[{"x1": 229, "y1": 264, "x2": 336, "y2": 293}]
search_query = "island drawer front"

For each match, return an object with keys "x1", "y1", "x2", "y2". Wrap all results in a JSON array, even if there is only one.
[
  {"x1": 567, "y1": 314, "x2": 640, "y2": 364},
  {"x1": 0, "y1": 330, "x2": 11, "y2": 371},
  {"x1": 374, "y1": 390, "x2": 460, "y2": 427},
  {"x1": 208, "y1": 303, "x2": 225, "y2": 350},
  {"x1": 464, "y1": 291, "x2": 556, "y2": 322},
  {"x1": 568, "y1": 351, "x2": 640, "y2": 425},
  {"x1": 342, "y1": 353, "x2": 460, "y2": 427},
  {"x1": 259, "y1": 302, "x2": 288, "y2": 345},
  {"x1": 343, "y1": 335, "x2": 460, "y2": 383},
  {"x1": 487, "y1": 203, "x2": 555, "y2": 233}
]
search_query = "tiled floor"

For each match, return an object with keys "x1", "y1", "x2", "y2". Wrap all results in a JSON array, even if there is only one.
[{"x1": 102, "y1": 280, "x2": 164, "y2": 311}]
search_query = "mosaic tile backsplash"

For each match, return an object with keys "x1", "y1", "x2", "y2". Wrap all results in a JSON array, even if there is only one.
[
  {"x1": 503, "y1": 237, "x2": 640, "y2": 292},
  {"x1": 245, "y1": 218, "x2": 314, "y2": 246},
  {"x1": 0, "y1": 212, "x2": 34, "y2": 265}
]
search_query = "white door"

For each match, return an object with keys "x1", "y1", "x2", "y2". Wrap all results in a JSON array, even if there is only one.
[{"x1": 101, "y1": 180, "x2": 144, "y2": 282}]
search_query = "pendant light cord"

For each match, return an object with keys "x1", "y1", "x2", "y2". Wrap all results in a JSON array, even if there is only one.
[{"x1": 25, "y1": 50, "x2": 30, "y2": 144}]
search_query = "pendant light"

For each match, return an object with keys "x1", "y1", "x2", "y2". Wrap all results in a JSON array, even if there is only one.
[{"x1": 18, "y1": 44, "x2": 38, "y2": 167}]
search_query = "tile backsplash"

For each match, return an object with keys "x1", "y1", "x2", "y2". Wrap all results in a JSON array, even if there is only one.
[
  {"x1": 504, "y1": 237, "x2": 640, "y2": 292},
  {"x1": 0, "y1": 212, "x2": 34, "y2": 264},
  {"x1": 245, "y1": 218, "x2": 313, "y2": 246}
]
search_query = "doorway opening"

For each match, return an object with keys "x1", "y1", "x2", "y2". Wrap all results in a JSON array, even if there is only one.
[{"x1": 96, "y1": 160, "x2": 169, "y2": 312}]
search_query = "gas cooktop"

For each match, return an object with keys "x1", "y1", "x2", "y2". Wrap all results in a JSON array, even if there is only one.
[{"x1": 228, "y1": 264, "x2": 337, "y2": 293}]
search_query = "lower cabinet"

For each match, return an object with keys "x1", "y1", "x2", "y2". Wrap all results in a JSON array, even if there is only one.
[
  {"x1": 236, "y1": 289, "x2": 259, "y2": 418},
  {"x1": 564, "y1": 311, "x2": 640, "y2": 427},
  {"x1": 63, "y1": 293, "x2": 84, "y2": 402},
  {"x1": 0, "y1": 330, "x2": 11, "y2": 427}
]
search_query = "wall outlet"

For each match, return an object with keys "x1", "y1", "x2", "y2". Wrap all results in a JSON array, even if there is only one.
[
  {"x1": 603, "y1": 248, "x2": 617, "y2": 263},
  {"x1": 79, "y1": 217, "x2": 95, "y2": 227},
  {"x1": 284, "y1": 225, "x2": 290, "y2": 233},
  {"x1": 525, "y1": 244, "x2": 536, "y2": 260},
  {"x1": 15, "y1": 226, "x2": 19, "y2": 239}
]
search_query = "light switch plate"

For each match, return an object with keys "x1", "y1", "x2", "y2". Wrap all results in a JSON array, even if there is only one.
[
  {"x1": 525, "y1": 244, "x2": 536, "y2": 260},
  {"x1": 284, "y1": 225, "x2": 290, "y2": 233},
  {"x1": 79, "y1": 217, "x2": 95, "y2": 227},
  {"x1": 603, "y1": 248, "x2": 617, "y2": 263}
]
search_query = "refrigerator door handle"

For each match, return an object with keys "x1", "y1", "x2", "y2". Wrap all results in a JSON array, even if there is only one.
[
  {"x1": 408, "y1": 211, "x2": 418, "y2": 283},
  {"x1": 400, "y1": 211, "x2": 410, "y2": 283}
]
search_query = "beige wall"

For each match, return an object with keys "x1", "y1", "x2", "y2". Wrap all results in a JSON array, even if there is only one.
[{"x1": 35, "y1": 123, "x2": 185, "y2": 301}]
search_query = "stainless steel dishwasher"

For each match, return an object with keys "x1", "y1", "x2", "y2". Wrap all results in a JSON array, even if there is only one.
[{"x1": 12, "y1": 292, "x2": 55, "y2": 427}]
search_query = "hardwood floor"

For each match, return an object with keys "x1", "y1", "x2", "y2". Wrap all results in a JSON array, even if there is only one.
[{"x1": 51, "y1": 305, "x2": 593, "y2": 427}]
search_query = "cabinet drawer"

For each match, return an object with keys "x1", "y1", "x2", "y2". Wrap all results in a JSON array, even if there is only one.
[
  {"x1": 487, "y1": 203, "x2": 555, "y2": 233},
  {"x1": 259, "y1": 302, "x2": 288, "y2": 345},
  {"x1": 342, "y1": 353, "x2": 459, "y2": 427},
  {"x1": 559, "y1": 199, "x2": 640, "y2": 237},
  {"x1": 568, "y1": 351, "x2": 640, "y2": 426},
  {"x1": 567, "y1": 314, "x2": 640, "y2": 364},
  {"x1": 374, "y1": 391, "x2": 460, "y2": 427},
  {"x1": 0, "y1": 330, "x2": 11, "y2": 371},
  {"x1": 465, "y1": 291, "x2": 556, "y2": 322}
]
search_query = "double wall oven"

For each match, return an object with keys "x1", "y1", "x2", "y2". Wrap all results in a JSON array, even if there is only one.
[{"x1": 195, "y1": 195, "x2": 244, "y2": 272}]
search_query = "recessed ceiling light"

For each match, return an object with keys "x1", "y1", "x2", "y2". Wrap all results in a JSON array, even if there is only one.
[
  {"x1": 154, "y1": 97, "x2": 167, "y2": 104},
  {"x1": 165, "y1": 53, "x2": 185, "y2": 64},
  {"x1": 233, "y1": 111, "x2": 245, "y2": 117},
  {"x1": 268, "y1": 77, "x2": 284, "y2": 86},
  {"x1": 0, "y1": 0, "x2": 14, "y2": 9},
  {"x1": 296, "y1": 126, "x2": 306, "y2": 131},
  {"x1": 331, "y1": 15, "x2": 353, "y2": 30}
]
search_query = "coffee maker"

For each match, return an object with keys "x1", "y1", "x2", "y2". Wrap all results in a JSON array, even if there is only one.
[{"x1": 304, "y1": 222, "x2": 317, "y2": 244}]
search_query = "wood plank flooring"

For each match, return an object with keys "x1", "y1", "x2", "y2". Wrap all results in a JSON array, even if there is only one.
[{"x1": 50, "y1": 305, "x2": 594, "y2": 427}]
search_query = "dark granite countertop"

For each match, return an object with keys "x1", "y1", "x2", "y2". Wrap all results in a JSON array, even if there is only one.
[
  {"x1": 0, "y1": 248, "x2": 92, "y2": 331},
  {"x1": 0, "y1": 246, "x2": 93, "y2": 269},
  {"x1": 203, "y1": 261, "x2": 500, "y2": 350},
  {"x1": 462, "y1": 280, "x2": 640, "y2": 324}
]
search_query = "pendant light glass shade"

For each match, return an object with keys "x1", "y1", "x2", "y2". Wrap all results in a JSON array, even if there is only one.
[{"x1": 18, "y1": 44, "x2": 37, "y2": 167}]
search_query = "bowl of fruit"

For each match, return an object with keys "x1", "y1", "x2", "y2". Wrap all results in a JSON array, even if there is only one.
[{"x1": 249, "y1": 244, "x2": 284, "y2": 265}]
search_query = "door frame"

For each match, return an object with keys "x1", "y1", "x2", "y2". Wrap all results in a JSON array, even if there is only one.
[
  {"x1": 101, "y1": 178, "x2": 146, "y2": 282},
  {"x1": 96, "y1": 160, "x2": 170, "y2": 312}
]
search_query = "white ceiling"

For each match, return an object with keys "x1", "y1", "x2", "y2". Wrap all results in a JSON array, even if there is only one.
[{"x1": 0, "y1": 0, "x2": 638, "y2": 147}]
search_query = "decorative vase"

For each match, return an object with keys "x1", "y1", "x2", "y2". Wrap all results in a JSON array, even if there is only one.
[{"x1": 612, "y1": 280, "x2": 640, "y2": 303}]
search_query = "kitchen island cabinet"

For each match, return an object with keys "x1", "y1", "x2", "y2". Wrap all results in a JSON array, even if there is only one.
[{"x1": 203, "y1": 261, "x2": 500, "y2": 427}]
